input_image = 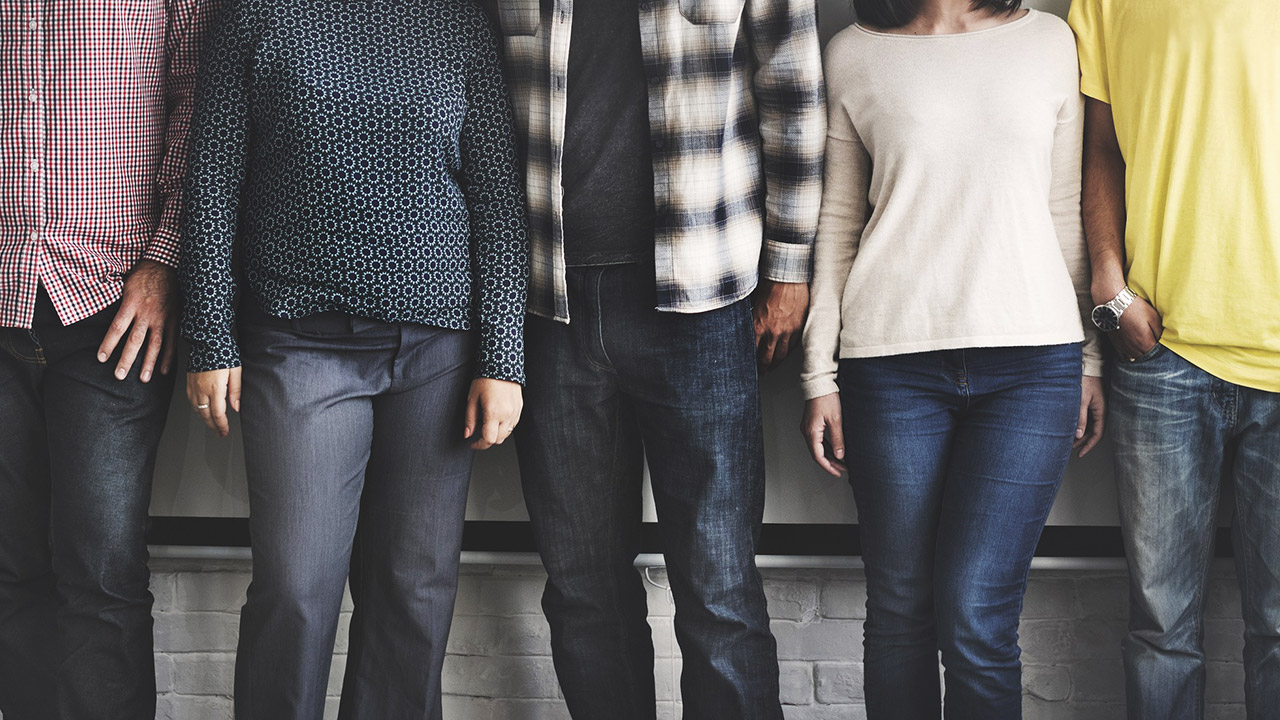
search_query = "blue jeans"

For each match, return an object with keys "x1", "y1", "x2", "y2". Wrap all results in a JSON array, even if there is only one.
[
  {"x1": 233, "y1": 306, "x2": 477, "y2": 720},
  {"x1": 837, "y1": 344, "x2": 1082, "y2": 720},
  {"x1": 1111, "y1": 344, "x2": 1280, "y2": 720},
  {"x1": 515, "y1": 264, "x2": 781, "y2": 720},
  {"x1": 0, "y1": 289, "x2": 172, "y2": 720}
]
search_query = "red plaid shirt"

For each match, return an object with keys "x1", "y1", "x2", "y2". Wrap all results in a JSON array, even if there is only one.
[{"x1": 0, "y1": 0, "x2": 212, "y2": 328}]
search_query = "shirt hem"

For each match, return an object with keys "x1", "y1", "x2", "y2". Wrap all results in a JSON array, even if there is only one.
[
  {"x1": 1161, "y1": 339, "x2": 1280, "y2": 394},
  {"x1": 838, "y1": 330, "x2": 1088, "y2": 360}
]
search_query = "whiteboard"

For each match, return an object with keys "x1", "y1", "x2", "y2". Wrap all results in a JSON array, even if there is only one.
[{"x1": 149, "y1": 0, "x2": 1123, "y2": 530}]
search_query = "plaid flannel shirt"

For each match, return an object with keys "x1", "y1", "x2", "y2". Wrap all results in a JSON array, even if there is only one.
[
  {"x1": 489, "y1": 0, "x2": 825, "y2": 321},
  {"x1": 0, "y1": 0, "x2": 212, "y2": 328}
]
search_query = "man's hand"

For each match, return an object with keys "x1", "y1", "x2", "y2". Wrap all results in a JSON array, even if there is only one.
[
  {"x1": 1075, "y1": 375, "x2": 1106, "y2": 457},
  {"x1": 464, "y1": 378, "x2": 523, "y2": 450},
  {"x1": 97, "y1": 259, "x2": 179, "y2": 383},
  {"x1": 1110, "y1": 296, "x2": 1164, "y2": 361},
  {"x1": 753, "y1": 280, "x2": 809, "y2": 371},
  {"x1": 187, "y1": 367, "x2": 242, "y2": 438},
  {"x1": 801, "y1": 393, "x2": 846, "y2": 477}
]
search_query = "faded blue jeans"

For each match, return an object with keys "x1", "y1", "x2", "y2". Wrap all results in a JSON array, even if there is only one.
[
  {"x1": 1111, "y1": 343, "x2": 1280, "y2": 720},
  {"x1": 837, "y1": 344, "x2": 1083, "y2": 720},
  {"x1": 515, "y1": 263, "x2": 782, "y2": 720}
]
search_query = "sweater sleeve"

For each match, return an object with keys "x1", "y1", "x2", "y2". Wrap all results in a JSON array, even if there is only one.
[
  {"x1": 1050, "y1": 89, "x2": 1104, "y2": 377},
  {"x1": 800, "y1": 49, "x2": 871, "y2": 400},
  {"x1": 179, "y1": 0, "x2": 250, "y2": 373},
  {"x1": 461, "y1": 10, "x2": 530, "y2": 384}
]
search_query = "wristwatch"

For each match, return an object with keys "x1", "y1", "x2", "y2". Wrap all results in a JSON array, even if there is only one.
[{"x1": 1091, "y1": 286, "x2": 1138, "y2": 332}]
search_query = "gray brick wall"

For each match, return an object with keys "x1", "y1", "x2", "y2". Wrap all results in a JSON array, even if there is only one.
[{"x1": 17, "y1": 559, "x2": 1254, "y2": 719}]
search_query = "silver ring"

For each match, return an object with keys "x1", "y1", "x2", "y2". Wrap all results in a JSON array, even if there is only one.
[{"x1": 195, "y1": 403, "x2": 210, "y2": 410}]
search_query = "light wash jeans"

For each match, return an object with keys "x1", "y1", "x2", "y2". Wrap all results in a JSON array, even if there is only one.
[{"x1": 1111, "y1": 343, "x2": 1280, "y2": 720}]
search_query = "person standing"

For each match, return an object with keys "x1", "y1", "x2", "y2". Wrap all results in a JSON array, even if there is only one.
[
  {"x1": 0, "y1": 2, "x2": 211, "y2": 718},
  {"x1": 487, "y1": 0, "x2": 825, "y2": 716},
  {"x1": 800, "y1": 0, "x2": 1106, "y2": 717},
  {"x1": 1069, "y1": 1, "x2": 1280, "y2": 717},
  {"x1": 181, "y1": 1, "x2": 528, "y2": 717}
]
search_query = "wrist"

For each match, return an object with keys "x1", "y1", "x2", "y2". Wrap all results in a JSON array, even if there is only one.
[{"x1": 1091, "y1": 269, "x2": 1127, "y2": 306}]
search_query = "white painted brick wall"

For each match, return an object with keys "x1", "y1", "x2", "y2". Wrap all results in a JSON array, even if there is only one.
[{"x1": 5, "y1": 560, "x2": 1251, "y2": 719}]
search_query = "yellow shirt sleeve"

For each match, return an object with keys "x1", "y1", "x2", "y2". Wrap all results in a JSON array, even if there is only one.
[{"x1": 1067, "y1": 0, "x2": 1110, "y2": 103}]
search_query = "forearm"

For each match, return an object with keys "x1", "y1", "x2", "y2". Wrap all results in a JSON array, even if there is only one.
[{"x1": 1082, "y1": 98, "x2": 1128, "y2": 304}]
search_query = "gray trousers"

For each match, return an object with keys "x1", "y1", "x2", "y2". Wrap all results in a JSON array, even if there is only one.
[{"x1": 233, "y1": 306, "x2": 476, "y2": 720}]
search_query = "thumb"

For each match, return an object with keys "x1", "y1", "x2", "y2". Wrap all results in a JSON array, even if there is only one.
[
  {"x1": 827, "y1": 413, "x2": 845, "y2": 460},
  {"x1": 228, "y1": 368, "x2": 243, "y2": 413},
  {"x1": 464, "y1": 386, "x2": 479, "y2": 439}
]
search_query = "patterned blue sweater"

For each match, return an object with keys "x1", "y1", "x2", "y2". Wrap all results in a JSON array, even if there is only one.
[{"x1": 180, "y1": 0, "x2": 528, "y2": 382}]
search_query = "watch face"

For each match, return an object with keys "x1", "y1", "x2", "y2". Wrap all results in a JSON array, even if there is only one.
[{"x1": 1092, "y1": 306, "x2": 1120, "y2": 332}]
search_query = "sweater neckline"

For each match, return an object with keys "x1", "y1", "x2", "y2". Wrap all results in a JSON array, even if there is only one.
[{"x1": 854, "y1": 8, "x2": 1036, "y2": 39}]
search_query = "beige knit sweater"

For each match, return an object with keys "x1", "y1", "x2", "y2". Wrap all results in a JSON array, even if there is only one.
[{"x1": 801, "y1": 10, "x2": 1102, "y2": 400}]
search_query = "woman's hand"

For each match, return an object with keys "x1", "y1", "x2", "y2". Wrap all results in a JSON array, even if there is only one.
[
  {"x1": 465, "y1": 378, "x2": 523, "y2": 450},
  {"x1": 802, "y1": 393, "x2": 846, "y2": 477},
  {"x1": 187, "y1": 368, "x2": 242, "y2": 438},
  {"x1": 1074, "y1": 375, "x2": 1106, "y2": 457}
]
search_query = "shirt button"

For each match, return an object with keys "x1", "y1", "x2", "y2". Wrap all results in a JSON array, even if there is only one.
[
  {"x1": 29, "y1": 230, "x2": 39, "y2": 241},
  {"x1": 28, "y1": 91, "x2": 38, "y2": 103},
  {"x1": 29, "y1": 19, "x2": 38, "y2": 30},
  {"x1": 29, "y1": 159, "x2": 39, "y2": 172}
]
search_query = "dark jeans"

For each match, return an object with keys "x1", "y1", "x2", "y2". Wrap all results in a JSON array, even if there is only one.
[
  {"x1": 515, "y1": 263, "x2": 782, "y2": 720},
  {"x1": 0, "y1": 289, "x2": 172, "y2": 720},
  {"x1": 837, "y1": 344, "x2": 1082, "y2": 720},
  {"x1": 1111, "y1": 344, "x2": 1280, "y2": 720},
  {"x1": 233, "y1": 307, "x2": 476, "y2": 720}
]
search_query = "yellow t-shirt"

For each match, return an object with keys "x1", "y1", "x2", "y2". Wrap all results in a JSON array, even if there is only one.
[{"x1": 1068, "y1": 0, "x2": 1280, "y2": 392}]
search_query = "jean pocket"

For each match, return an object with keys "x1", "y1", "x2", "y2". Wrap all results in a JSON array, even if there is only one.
[
  {"x1": 1127, "y1": 342, "x2": 1165, "y2": 365},
  {"x1": 678, "y1": 0, "x2": 746, "y2": 24}
]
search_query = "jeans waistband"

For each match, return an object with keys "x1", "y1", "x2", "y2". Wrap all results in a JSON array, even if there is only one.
[{"x1": 238, "y1": 295, "x2": 375, "y2": 335}]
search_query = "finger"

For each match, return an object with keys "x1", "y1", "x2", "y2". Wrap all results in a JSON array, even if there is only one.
[
  {"x1": 160, "y1": 315, "x2": 178, "y2": 375},
  {"x1": 113, "y1": 322, "x2": 149, "y2": 380},
  {"x1": 806, "y1": 428, "x2": 841, "y2": 477},
  {"x1": 228, "y1": 368, "x2": 243, "y2": 413},
  {"x1": 210, "y1": 385, "x2": 230, "y2": 438},
  {"x1": 827, "y1": 416, "x2": 846, "y2": 462},
  {"x1": 97, "y1": 306, "x2": 136, "y2": 364},
  {"x1": 1079, "y1": 399, "x2": 1106, "y2": 457},
  {"x1": 481, "y1": 416, "x2": 502, "y2": 448},
  {"x1": 139, "y1": 327, "x2": 163, "y2": 383},
  {"x1": 1074, "y1": 396, "x2": 1089, "y2": 444},
  {"x1": 757, "y1": 333, "x2": 777, "y2": 369},
  {"x1": 464, "y1": 392, "x2": 479, "y2": 439},
  {"x1": 752, "y1": 306, "x2": 765, "y2": 345},
  {"x1": 194, "y1": 396, "x2": 218, "y2": 433},
  {"x1": 493, "y1": 422, "x2": 515, "y2": 446},
  {"x1": 768, "y1": 334, "x2": 792, "y2": 370}
]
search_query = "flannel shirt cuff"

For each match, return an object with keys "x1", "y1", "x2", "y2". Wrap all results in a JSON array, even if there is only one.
[
  {"x1": 142, "y1": 226, "x2": 182, "y2": 269},
  {"x1": 761, "y1": 239, "x2": 814, "y2": 285}
]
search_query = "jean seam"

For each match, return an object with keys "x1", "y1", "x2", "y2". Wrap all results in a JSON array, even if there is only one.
[
  {"x1": 581, "y1": 268, "x2": 616, "y2": 375},
  {"x1": 1, "y1": 331, "x2": 43, "y2": 365}
]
